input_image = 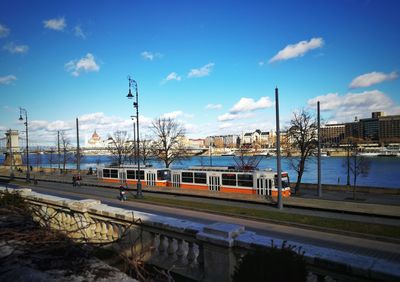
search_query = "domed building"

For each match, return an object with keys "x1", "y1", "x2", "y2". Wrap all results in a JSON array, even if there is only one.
[{"x1": 86, "y1": 130, "x2": 103, "y2": 147}]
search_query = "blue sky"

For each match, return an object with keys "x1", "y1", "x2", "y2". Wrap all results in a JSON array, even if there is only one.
[{"x1": 0, "y1": 0, "x2": 399, "y2": 145}]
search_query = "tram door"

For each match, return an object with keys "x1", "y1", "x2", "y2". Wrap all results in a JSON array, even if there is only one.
[
  {"x1": 208, "y1": 175, "x2": 220, "y2": 191},
  {"x1": 171, "y1": 172, "x2": 181, "y2": 188},
  {"x1": 119, "y1": 171, "x2": 126, "y2": 183},
  {"x1": 146, "y1": 171, "x2": 156, "y2": 187},
  {"x1": 256, "y1": 178, "x2": 271, "y2": 196}
]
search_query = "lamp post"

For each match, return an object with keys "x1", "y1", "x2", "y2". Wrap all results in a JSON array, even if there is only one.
[
  {"x1": 127, "y1": 76, "x2": 142, "y2": 198},
  {"x1": 19, "y1": 107, "x2": 30, "y2": 182},
  {"x1": 131, "y1": 115, "x2": 136, "y2": 165}
]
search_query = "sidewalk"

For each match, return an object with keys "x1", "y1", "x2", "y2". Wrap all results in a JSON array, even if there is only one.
[{"x1": 3, "y1": 169, "x2": 400, "y2": 219}]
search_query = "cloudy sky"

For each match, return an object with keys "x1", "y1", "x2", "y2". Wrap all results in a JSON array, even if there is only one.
[{"x1": 0, "y1": 0, "x2": 399, "y2": 145}]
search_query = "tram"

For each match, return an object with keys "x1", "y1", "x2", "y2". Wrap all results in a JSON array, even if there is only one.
[
  {"x1": 97, "y1": 165, "x2": 170, "y2": 187},
  {"x1": 97, "y1": 165, "x2": 291, "y2": 197}
]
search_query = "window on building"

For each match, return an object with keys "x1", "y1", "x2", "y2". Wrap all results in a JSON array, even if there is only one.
[
  {"x1": 238, "y1": 174, "x2": 253, "y2": 187},
  {"x1": 182, "y1": 172, "x2": 194, "y2": 183},
  {"x1": 222, "y1": 173, "x2": 236, "y2": 186}
]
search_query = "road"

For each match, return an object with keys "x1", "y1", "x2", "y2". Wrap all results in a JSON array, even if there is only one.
[{"x1": 12, "y1": 180, "x2": 399, "y2": 265}]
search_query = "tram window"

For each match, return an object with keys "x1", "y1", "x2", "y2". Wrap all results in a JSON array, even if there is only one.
[
  {"x1": 222, "y1": 173, "x2": 236, "y2": 186},
  {"x1": 127, "y1": 170, "x2": 136, "y2": 179},
  {"x1": 103, "y1": 169, "x2": 110, "y2": 178},
  {"x1": 268, "y1": 179, "x2": 272, "y2": 188},
  {"x1": 157, "y1": 170, "x2": 170, "y2": 180},
  {"x1": 182, "y1": 172, "x2": 194, "y2": 183},
  {"x1": 238, "y1": 174, "x2": 253, "y2": 187},
  {"x1": 110, "y1": 169, "x2": 118, "y2": 179},
  {"x1": 138, "y1": 170, "x2": 145, "y2": 180},
  {"x1": 194, "y1": 172, "x2": 207, "y2": 184}
]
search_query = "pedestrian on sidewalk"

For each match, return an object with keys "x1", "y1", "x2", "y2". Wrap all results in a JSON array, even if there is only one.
[
  {"x1": 119, "y1": 185, "x2": 127, "y2": 201},
  {"x1": 72, "y1": 175, "x2": 76, "y2": 187},
  {"x1": 76, "y1": 174, "x2": 82, "y2": 187}
]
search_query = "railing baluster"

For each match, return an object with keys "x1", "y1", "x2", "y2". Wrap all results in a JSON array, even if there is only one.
[
  {"x1": 187, "y1": 242, "x2": 196, "y2": 264},
  {"x1": 158, "y1": 234, "x2": 166, "y2": 253},
  {"x1": 167, "y1": 237, "x2": 175, "y2": 256}
]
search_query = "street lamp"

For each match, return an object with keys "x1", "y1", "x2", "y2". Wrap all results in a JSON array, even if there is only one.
[
  {"x1": 131, "y1": 115, "x2": 136, "y2": 165},
  {"x1": 19, "y1": 107, "x2": 30, "y2": 182},
  {"x1": 127, "y1": 76, "x2": 142, "y2": 198}
]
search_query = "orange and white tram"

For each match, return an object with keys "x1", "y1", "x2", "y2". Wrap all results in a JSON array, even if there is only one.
[
  {"x1": 170, "y1": 166, "x2": 291, "y2": 197},
  {"x1": 97, "y1": 165, "x2": 170, "y2": 187},
  {"x1": 97, "y1": 165, "x2": 291, "y2": 197}
]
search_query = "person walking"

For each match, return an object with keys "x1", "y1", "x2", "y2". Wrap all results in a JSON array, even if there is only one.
[
  {"x1": 76, "y1": 174, "x2": 82, "y2": 187},
  {"x1": 119, "y1": 185, "x2": 127, "y2": 201},
  {"x1": 72, "y1": 175, "x2": 76, "y2": 187}
]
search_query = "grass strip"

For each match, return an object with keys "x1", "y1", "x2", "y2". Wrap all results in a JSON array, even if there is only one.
[{"x1": 132, "y1": 195, "x2": 400, "y2": 240}]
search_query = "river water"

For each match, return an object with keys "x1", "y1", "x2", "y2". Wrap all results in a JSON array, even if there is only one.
[{"x1": 1, "y1": 154, "x2": 399, "y2": 188}]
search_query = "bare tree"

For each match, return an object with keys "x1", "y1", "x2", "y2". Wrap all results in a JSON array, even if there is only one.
[
  {"x1": 34, "y1": 146, "x2": 42, "y2": 170},
  {"x1": 139, "y1": 136, "x2": 153, "y2": 166},
  {"x1": 107, "y1": 131, "x2": 133, "y2": 166},
  {"x1": 47, "y1": 147, "x2": 57, "y2": 172},
  {"x1": 286, "y1": 109, "x2": 318, "y2": 195},
  {"x1": 342, "y1": 138, "x2": 370, "y2": 199},
  {"x1": 233, "y1": 146, "x2": 263, "y2": 170},
  {"x1": 59, "y1": 131, "x2": 72, "y2": 172},
  {"x1": 150, "y1": 117, "x2": 188, "y2": 168}
]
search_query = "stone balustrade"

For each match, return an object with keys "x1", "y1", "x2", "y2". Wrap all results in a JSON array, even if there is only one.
[{"x1": 1, "y1": 186, "x2": 399, "y2": 281}]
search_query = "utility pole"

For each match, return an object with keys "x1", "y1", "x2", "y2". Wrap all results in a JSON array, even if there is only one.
[
  {"x1": 317, "y1": 101, "x2": 322, "y2": 197},
  {"x1": 275, "y1": 87, "x2": 283, "y2": 209},
  {"x1": 131, "y1": 116, "x2": 136, "y2": 165},
  {"x1": 57, "y1": 131, "x2": 61, "y2": 173},
  {"x1": 346, "y1": 141, "x2": 351, "y2": 186},
  {"x1": 76, "y1": 118, "x2": 80, "y2": 172}
]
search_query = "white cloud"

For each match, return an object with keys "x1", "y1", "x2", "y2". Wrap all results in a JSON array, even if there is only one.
[
  {"x1": 3, "y1": 42, "x2": 29, "y2": 54},
  {"x1": 269, "y1": 37, "x2": 324, "y2": 63},
  {"x1": 349, "y1": 71, "x2": 398, "y2": 88},
  {"x1": 74, "y1": 25, "x2": 86, "y2": 39},
  {"x1": 141, "y1": 51, "x2": 162, "y2": 60},
  {"x1": 0, "y1": 75, "x2": 16, "y2": 85},
  {"x1": 65, "y1": 53, "x2": 100, "y2": 77},
  {"x1": 161, "y1": 111, "x2": 184, "y2": 119},
  {"x1": 43, "y1": 17, "x2": 66, "y2": 31},
  {"x1": 188, "y1": 63, "x2": 214, "y2": 78},
  {"x1": 22, "y1": 112, "x2": 156, "y2": 146},
  {"x1": 218, "y1": 122, "x2": 234, "y2": 129},
  {"x1": 0, "y1": 24, "x2": 10, "y2": 38},
  {"x1": 162, "y1": 72, "x2": 181, "y2": 84},
  {"x1": 307, "y1": 90, "x2": 400, "y2": 121},
  {"x1": 217, "y1": 112, "x2": 254, "y2": 122},
  {"x1": 205, "y1": 104, "x2": 222, "y2": 110},
  {"x1": 218, "y1": 113, "x2": 240, "y2": 121},
  {"x1": 230, "y1": 97, "x2": 273, "y2": 113}
]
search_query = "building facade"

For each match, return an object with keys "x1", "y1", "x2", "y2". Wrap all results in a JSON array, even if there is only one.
[
  {"x1": 321, "y1": 124, "x2": 345, "y2": 146},
  {"x1": 344, "y1": 112, "x2": 400, "y2": 145}
]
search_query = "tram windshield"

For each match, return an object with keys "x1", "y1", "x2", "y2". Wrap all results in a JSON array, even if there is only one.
[
  {"x1": 274, "y1": 175, "x2": 290, "y2": 188},
  {"x1": 281, "y1": 177, "x2": 290, "y2": 188}
]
